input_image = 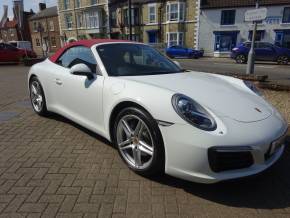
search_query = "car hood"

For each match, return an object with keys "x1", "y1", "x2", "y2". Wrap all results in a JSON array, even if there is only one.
[{"x1": 122, "y1": 71, "x2": 273, "y2": 123}]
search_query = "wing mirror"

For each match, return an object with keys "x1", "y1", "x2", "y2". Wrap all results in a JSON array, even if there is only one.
[
  {"x1": 70, "y1": 63, "x2": 94, "y2": 80},
  {"x1": 173, "y1": 60, "x2": 181, "y2": 68}
]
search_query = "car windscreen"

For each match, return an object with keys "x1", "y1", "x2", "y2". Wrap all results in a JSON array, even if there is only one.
[{"x1": 96, "y1": 43, "x2": 182, "y2": 76}]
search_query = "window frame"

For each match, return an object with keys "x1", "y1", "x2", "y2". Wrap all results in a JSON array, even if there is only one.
[
  {"x1": 148, "y1": 3, "x2": 157, "y2": 24},
  {"x1": 51, "y1": 37, "x2": 57, "y2": 47},
  {"x1": 166, "y1": 32, "x2": 184, "y2": 47},
  {"x1": 282, "y1": 7, "x2": 290, "y2": 23},
  {"x1": 49, "y1": 20, "x2": 55, "y2": 32},
  {"x1": 65, "y1": 14, "x2": 73, "y2": 29},
  {"x1": 220, "y1": 10, "x2": 236, "y2": 25},
  {"x1": 166, "y1": 2, "x2": 185, "y2": 22},
  {"x1": 64, "y1": 0, "x2": 69, "y2": 10},
  {"x1": 36, "y1": 38, "x2": 41, "y2": 47}
]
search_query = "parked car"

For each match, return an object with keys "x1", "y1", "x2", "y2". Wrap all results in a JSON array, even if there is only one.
[
  {"x1": 8, "y1": 41, "x2": 32, "y2": 51},
  {"x1": 0, "y1": 43, "x2": 36, "y2": 63},
  {"x1": 231, "y1": 42, "x2": 290, "y2": 65},
  {"x1": 28, "y1": 39, "x2": 288, "y2": 184},
  {"x1": 166, "y1": 46, "x2": 204, "y2": 59}
]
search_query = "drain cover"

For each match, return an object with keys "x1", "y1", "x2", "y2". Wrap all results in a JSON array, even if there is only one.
[{"x1": 0, "y1": 112, "x2": 19, "y2": 123}]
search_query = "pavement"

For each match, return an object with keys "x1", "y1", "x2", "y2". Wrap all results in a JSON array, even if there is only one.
[
  {"x1": 0, "y1": 65, "x2": 289, "y2": 217},
  {"x1": 178, "y1": 57, "x2": 290, "y2": 86}
]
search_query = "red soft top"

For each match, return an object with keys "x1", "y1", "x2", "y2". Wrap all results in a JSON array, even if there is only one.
[{"x1": 49, "y1": 39, "x2": 130, "y2": 63}]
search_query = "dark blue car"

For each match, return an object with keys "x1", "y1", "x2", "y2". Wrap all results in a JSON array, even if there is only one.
[
  {"x1": 166, "y1": 46, "x2": 204, "y2": 59},
  {"x1": 231, "y1": 42, "x2": 290, "y2": 65}
]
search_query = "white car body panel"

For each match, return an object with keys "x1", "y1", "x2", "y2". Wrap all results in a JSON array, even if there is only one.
[{"x1": 28, "y1": 42, "x2": 288, "y2": 183}]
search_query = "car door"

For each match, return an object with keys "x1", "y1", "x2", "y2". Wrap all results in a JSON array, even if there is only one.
[
  {"x1": 255, "y1": 42, "x2": 275, "y2": 61},
  {"x1": 0, "y1": 44, "x2": 4, "y2": 62},
  {"x1": 52, "y1": 46, "x2": 105, "y2": 134},
  {"x1": 4, "y1": 44, "x2": 21, "y2": 62}
]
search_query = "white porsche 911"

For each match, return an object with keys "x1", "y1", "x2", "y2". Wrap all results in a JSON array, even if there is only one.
[{"x1": 28, "y1": 39, "x2": 288, "y2": 183}]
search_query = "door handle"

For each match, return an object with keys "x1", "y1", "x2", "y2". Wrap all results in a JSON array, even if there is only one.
[{"x1": 55, "y1": 78, "x2": 62, "y2": 85}]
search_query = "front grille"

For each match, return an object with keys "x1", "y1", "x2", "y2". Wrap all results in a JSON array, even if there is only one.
[{"x1": 208, "y1": 147, "x2": 254, "y2": 173}]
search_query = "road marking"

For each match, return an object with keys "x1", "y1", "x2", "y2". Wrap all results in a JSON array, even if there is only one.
[{"x1": 256, "y1": 65, "x2": 275, "y2": 69}]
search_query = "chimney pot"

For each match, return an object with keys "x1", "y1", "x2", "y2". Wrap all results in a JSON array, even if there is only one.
[{"x1": 39, "y1": 3, "x2": 46, "y2": 11}]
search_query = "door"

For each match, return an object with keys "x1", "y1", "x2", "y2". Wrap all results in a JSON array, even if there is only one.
[
  {"x1": 52, "y1": 46, "x2": 105, "y2": 134},
  {"x1": 148, "y1": 31, "x2": 157, "y2": 43},
  {"x1": 255, "y1": 42, "x2": 275, "y2": 61}
]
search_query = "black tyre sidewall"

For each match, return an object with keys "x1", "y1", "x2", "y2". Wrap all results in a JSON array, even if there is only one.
[
  {"x1": 29, "y1": 77, "x2": 48, "y2": 116},
  {"x1": 113, "y1": 107, "x2": 165, "y2": 176}
]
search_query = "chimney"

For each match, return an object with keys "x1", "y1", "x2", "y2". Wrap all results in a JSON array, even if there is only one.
[{"x1": 39, "y1": 3, "x2": 46, "y2": 11}]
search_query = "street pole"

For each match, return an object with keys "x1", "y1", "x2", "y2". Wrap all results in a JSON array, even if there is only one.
[
  {"x1": 128, "y1": 0, "x2": 132, "y2": 40},
  {"x1": 246, "y1": 0, "x2": 259, "y2": 75}
]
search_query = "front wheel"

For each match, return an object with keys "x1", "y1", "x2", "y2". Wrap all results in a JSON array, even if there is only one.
[
  {"x1": 112, "y1": 107, "x2": 165, "y2": 176},
  {"x1": 29, "y1": 77, "x2": 48, "y2": 116},
  {"x1": 235, "y1": 54, "x2": 247, "y2": 64},
  {"x1": 277, "y1": 56, "x2": 289, "y2": 65}
]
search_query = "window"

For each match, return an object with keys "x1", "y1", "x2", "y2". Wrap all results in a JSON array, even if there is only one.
[
  {"x1": 257, "y1": 42, "x2": 273, "y2": 49},
  {"x1": 76, "y1": 13, "x2": 85, "y2": 28},
  {"x1": 221, "y1": 10, "x2": 236, "y2": 25},
  {"x1": 248, "y1": 30, "x2": 265, "y2": 41},
  {"x1": 282, "y1": 7, "x2": 290, "y2": 23},
  {"x1": 148, "y1": 4, "x2": 156, "y2": 23},
  {"x1": 33, "y1": 22, "x2": 38, "y2": 32},
  {"x1": 126, "y1": 34, "x2": 140, "y2": 42},
  {"x1": 57, "y1": 46, "x2": 97, "y2": 72},
  {"x1": 124, "y1": 8, "x2": 139, "y2": 26},
  {"x1": 96, "y1": 44, "x2": 181, "y2": 77},
  {"x1": 87, "y1": 10, "x2": 99, "y2": 28},
  {"x1": 65, "y1": 14, "x2": 73, "y2": 29},
  {"x1": 64, "y1": 0, "x2": 69, "y2": 10},
  {"x1": 214, "y1": 31, "x2": 238, "y2": 52},
  {"x1": 75, "y1": 0, "x2": 81, "y2": 8},
  {"x1": 36, "y1": 38, "x2": 40, "y2": 47},
  {"x1": 49, "y1": 21, "x2": 54, "y2": 31},
  {"x1": 42, "y1": 22, "x2": 47, "y2": 32},
  {"x1": 166, "y1": 2, "x2": 185, "y2": 22},
  {"x1": 51, "y1": 37, "x2": 56, "y2": 47},
  {"x1": 91, "y1": 0, "x2": 98, "y2": 5},
  {"x1": 166, "y1": 32, "x2": 184, "y2": 47},
  {"x1": 111, "y1": 10, "x2": 117, "y2": 27}
]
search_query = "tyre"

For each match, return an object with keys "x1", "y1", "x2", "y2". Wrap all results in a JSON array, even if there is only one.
[
  {"x1": 277, "y1": 56, "x2": 289, "y2": 65},
  {"x1": 235, "y1": 54, "x2": 247, "y2": 64},
  {"x1": 112, "y1": 107, "x2": 165, "y2": 176},
  {"x1": 29, "y1": 77, "x2": 49, "y2": 116}
]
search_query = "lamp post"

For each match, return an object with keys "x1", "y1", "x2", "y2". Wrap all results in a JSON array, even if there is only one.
[
  {"x1": 128, "y1": 0, "x2": 132, "y2": 40},
  {"x1": 246, "y1": 0, "x2": 259, "y2": 75}
]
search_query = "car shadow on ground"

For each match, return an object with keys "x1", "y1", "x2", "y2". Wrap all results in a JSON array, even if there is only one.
[{"x1": 45, "y1": 113, "x2": 290, "y2": 210}]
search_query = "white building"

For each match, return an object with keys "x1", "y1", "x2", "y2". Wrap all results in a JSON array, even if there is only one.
[{"x1": 197, "y1": 0, "x2": 290, "y2": 57}]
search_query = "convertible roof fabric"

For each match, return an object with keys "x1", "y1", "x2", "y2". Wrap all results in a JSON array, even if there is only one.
[{"x1": 49, "y1": 39, "x2": 129, "y2": 63}]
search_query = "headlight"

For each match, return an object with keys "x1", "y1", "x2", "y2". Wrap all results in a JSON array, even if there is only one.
[
  {"x1": 244, "y1": 81, "x2": 263, "y2": 96},
  {"x1": 172, "y1": 94, "x2": 217, "y2": 131}
]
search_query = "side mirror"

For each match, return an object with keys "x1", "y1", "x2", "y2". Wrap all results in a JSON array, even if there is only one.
[
  {"x1": 70, "y1": 63, "x2": 94, "y2": 80},
  {"x1": 173, "y1": 60, "x2": 181, "y2": 68}
]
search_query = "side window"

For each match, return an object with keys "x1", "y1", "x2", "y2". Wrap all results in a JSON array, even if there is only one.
[
  {"x1": 5, "y1": 44, "x2": 17, "y2": 51},
  {"x1": 57, "y1": 46, "x2": 97, "y2": 73},
  {"x1": 0, "y1": 44, "x2": 4, "y2": 50}
]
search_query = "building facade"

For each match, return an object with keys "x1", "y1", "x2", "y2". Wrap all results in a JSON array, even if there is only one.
[
  {"x1": 0, "y1": 1, "x2": 34, "y2": 42},
  {"x1": 198, "y1": 0, "x2": 290, "y2": 57},
  {"x1": 57, "y1": 0, "x2": 109, "y2": 44},
  {"x1": 109, "y1": 0, "x2": 199, "y2": 48},
  {"x1": 29, "y1": 4, "x2": 61, "y2": 57}
]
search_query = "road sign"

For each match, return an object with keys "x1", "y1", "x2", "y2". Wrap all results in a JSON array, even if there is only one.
[{"x1": 245, "y1": 8, "x2": 267, "y2": 22}]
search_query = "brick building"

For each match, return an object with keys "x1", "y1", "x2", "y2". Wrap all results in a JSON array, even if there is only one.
[
  {"x1": 29, "y1": 4, "x2": 61, "y2": 57},
  {"x1": 57, "y1": 0, "x2": 110, "y2": 44},
  {"x1": 109, "y1": 0, "x2": 199, "y2": 48}
]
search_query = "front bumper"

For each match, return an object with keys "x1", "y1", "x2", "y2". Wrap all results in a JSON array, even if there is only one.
[{"x1": 159, "y1": 113, "x2": 288, "y2": 184}]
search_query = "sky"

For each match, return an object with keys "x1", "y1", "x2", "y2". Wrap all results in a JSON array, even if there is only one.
[{"x1": 0, "y1": 0, "x2": 57, "y2": 19}]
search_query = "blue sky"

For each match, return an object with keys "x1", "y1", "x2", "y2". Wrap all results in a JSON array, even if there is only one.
[{"x1": 0, "y1": 0, "x2": 57, "y2": 18}]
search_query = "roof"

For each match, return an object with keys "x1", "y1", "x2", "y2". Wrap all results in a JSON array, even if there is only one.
[
  {"x1": 29, "y1": 6, "x2": 57, "y2": 20},
  {"x1": 4, "y1": 20, "x2": 17, "y2": 28},
  {"x1": 201, "y1": 0, "x2": 290, "y2": 9},
  {"x1": 49, "y1": 39, "x2": 130, "y2": 63}
]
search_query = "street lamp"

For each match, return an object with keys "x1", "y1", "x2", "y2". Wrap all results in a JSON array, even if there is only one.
[{"x1": 246, "y1": 0, "x2": 259, "y2": 75}]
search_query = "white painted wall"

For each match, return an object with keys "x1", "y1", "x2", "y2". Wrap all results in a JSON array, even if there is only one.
[{"x1": 198, "y1": 5, "x2": 290, "y2": 57}]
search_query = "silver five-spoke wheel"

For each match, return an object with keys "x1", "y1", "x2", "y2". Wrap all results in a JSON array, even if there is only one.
[
  {"x1": 30, "y1": 81, "x2": 43, "y2": 112},
  {"x1": 116, "y1": 115, "x2": 154, "y2": 170}
]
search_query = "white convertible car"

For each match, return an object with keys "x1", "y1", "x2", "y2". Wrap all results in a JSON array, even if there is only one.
[{"x1": 28, "y1": 39, "x2": 288, "y2": 183}]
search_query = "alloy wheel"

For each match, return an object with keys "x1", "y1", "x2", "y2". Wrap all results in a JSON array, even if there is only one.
[
  {"x1": 116, "y1": 114, "x2": 154, "y2": 170},
  {"x1": 30, "y1": 81, "x2": 43, "y2": 112},
  {"x1": 236, "y1": 55, "x2": 246, "y2": 64},
  {"x1": 277, "y1": 56, "x2": 289, "y2": 65}
]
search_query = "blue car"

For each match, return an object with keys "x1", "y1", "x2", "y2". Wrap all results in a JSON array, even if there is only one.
[
  {"x1": 231, "y1": 42, "x2": 290, "y2": 65},
  {"x1": 166, "y1": 46, "x2": 204, "y2": 59}
]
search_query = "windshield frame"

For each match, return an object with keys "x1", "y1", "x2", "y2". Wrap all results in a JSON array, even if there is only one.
[{"x1": 94, "y1": 42, "x2": 183, "y2": 77}]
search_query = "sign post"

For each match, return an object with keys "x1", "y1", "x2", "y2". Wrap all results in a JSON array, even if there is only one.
[{"x1": 245, "y1": 1, "x2": 267, "y2": 75}]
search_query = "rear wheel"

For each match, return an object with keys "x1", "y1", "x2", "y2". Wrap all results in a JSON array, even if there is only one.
[
  {"x1": 235, "y1": 54, "x2": 247, "y2": 64},
  {"x1": 112, "y1": 107, "x2": 165, "y2": 176},
  {"x1": 29, "y1": 77, "x2": 48, "y2": 116},
  {"x1": 277, "y1": 56, "x2": 289, "y2": 65}
]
